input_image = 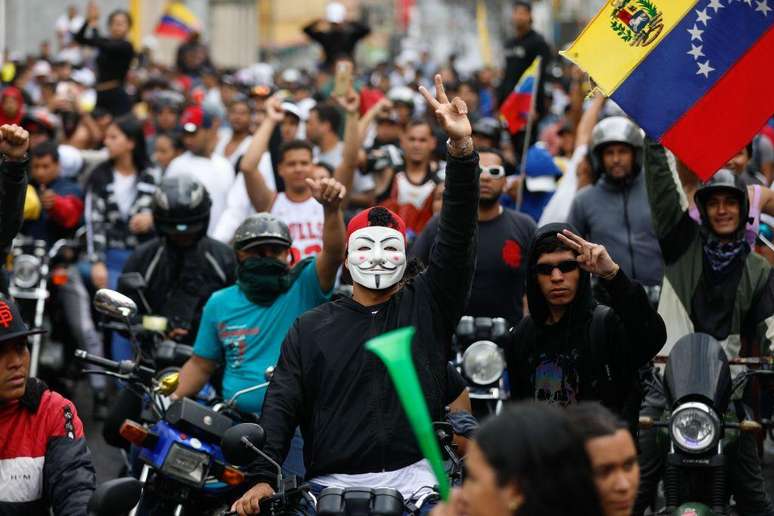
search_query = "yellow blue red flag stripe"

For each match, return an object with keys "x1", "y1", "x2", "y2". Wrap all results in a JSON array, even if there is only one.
[{"x1": 562, "y1": 0, "x2": 774, "y2": 180}]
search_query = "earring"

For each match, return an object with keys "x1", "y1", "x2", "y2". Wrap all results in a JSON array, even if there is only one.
[{"x1": 508, "y1": 499, "x2": 521, "y2": 512}]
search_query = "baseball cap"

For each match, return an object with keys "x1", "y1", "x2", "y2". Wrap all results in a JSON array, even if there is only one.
[
  {"x1": 346, "y1": 207, "x2": 407, "y2": 245},
  {"x1": 180, "y1": 105, "x2": 214, "y2": 133},
  {"x1": 281, "y1": 102, "x2": 303, "y2": 122},
  {"x1": 524, "y1": 144, "x2": 563, "y2": 193},
  {"x1": 0, "y1": 296, "x2": 46, "y2": 345}
]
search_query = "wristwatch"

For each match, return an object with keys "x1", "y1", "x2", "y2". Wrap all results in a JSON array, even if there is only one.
[{"x1": 446, "y1": 137, "x2": 474, "y2": 158}]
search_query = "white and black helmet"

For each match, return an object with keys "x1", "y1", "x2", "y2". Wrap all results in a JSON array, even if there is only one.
[
  {"x1": 590, "y1": 116, "x2": 645, "y2": 176},
  {"x1": 233, "y1": 213, "x2": 292, "y2": 251}
]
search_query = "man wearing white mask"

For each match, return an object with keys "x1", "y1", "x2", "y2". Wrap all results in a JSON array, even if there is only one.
[{"x1": 232, "y1": 76, "x2": 479, "y2": 516}]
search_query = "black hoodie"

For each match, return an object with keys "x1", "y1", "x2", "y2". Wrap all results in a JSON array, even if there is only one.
[{"x1": 506, "y1": 222, "x2": 665, "y2": 417}]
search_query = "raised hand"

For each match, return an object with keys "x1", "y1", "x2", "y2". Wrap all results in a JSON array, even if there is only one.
[
  {"x1": 265, "y1": 96, "x2": 285, "y2": 123},
  {"x1": 334, "y1": 88, "x2": 360, "y2": 115},
  {"x1": 306, "y1": 176, "x2": 347, "y2": 211},
  {"x1": 557, "y1": 229, "x2": 619, "y2": 279},
  {"x1": 418, "y1": 75, "x2": 472, "y2": 141},
  {"x1": 0, "y1": 124, "x2": 30, "y2": 160}
]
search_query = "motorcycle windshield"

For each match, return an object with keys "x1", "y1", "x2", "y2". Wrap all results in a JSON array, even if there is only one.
[{"x1": 664, "y1": 333, "x2": 731, "y2": 410}]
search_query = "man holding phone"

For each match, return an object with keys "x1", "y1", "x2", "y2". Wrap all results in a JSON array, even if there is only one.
[{"x1": 0, "y1": 125, "x2": 31, "y2": 297}]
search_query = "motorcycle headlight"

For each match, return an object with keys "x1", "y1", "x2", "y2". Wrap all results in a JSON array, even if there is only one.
[
  {"x1": 462, "y1": 340, "x2": 505, "y2": 386},
  {"x1": 12, "y1": 255, "x2": 41, "y2": 289},
  {"x1": 670, "y1": 402, "x2": 720, "y2": 454},
  {"x1": 161, "y1": 442, "x2": 210, "y2": 487}
]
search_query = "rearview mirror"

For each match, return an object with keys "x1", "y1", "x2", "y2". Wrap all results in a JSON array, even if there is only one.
[
  {"x1": 87, "y1": 477, "x2": 141, "y2": 516},
  {"x1": 221, "y1": 423, "x2": 266, "y2": 466},
  {"x1": 94, "y1": 289, "x2": 138, "y2": 321}
]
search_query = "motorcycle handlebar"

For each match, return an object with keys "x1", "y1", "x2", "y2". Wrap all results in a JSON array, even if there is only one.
[
  {"x1": 654, "y1": 355, "x2": 772, "y2": 366},
  {"x1": 74, "y1": 350, "x2": 156, "y2": 378}
]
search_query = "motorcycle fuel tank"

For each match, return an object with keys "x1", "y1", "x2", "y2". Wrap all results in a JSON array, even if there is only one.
[{"x1": 664, "y1": 333, "x2": 732, "y2": 411}]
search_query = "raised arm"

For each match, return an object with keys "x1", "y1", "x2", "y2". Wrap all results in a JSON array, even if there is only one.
[
  {"x1": 358, "y1": 97, "x2": 392, "y2": 142},
  {"x1": 307, "y1": 177, "x2": 347, "y2": 292},
  {"x1": 418, "y1": 75, "x2": 479, "y2": 333},
  {"x1": 240, "y1": 97, "x2": 283, "y2": 212},
  {"x1": 0, "y1": 125, "x2": 30, "y2": 251},
  {"x1": 644, "y1": 138, "x2": 688, "y2": 240},
  {"x1": 575, "y1": 94, "x2": 606, "y2": 150},
  {"x1": 332, "y1": 89, "x2": 363, "y2": 206}
]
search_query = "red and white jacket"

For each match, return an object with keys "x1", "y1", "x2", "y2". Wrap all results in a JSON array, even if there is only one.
[{"x1": 0, "y1": 378, "x2": 95, "y2": 516}]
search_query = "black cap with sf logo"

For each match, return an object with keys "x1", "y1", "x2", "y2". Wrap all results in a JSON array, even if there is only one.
[{"x1": 0, "y1": 295, "x2": 46, "y2": 344}]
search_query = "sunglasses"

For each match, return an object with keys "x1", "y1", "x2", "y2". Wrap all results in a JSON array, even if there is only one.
[
  {"x1": 535, "y1": 260, "x2": 579, "y2": 276},
  {"x1": 480, "y1": 165, "x2": 506, "y2": 178}
]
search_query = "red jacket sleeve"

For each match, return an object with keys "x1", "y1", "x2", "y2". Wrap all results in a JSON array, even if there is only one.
[{"x1": 48, "y1": 195, "x2": 84, "y2": 229}]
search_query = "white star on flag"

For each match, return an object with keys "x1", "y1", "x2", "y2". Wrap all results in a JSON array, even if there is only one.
[
  {"x1": 687, "y1": 44, "x2": 705, "y2": 60},
  {"x1": 707, "y1": 0, "x2": 725, "y2": 12},
  {"x1": 695, "y1": 8, "x2": 712, "y2": 24},
  {"x1": 756, "y1": 0, "x2": 772, "y2": 15},
  {"x1": 687, "y1": 24, "x2": 704, "y2": 40},
  {"x1": 697, "y1": 60, "x2": 715, "y2": 78},
  {"x1": 745, "y1": 0, "x2": 754, "y2": 5}
]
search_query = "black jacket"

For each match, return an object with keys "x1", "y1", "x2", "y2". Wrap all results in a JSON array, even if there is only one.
[
  {"x1": 120, "y1": 236, "x2": 237, "y2": 340},
  {"x1": 0, "y1": 158, "x2": 29, "y2": 296},
  {"x1": 496, "y1": 29, "x2": 552, "y2": 107},
  {"x1": 255, "y1": 152, "x2": 479, "y2": 483},
  {"x1": 85, "y1": 161, "x2": 156, "y2": 263},
  {"x1": 506, "y1": 223, "x2": 665, "y2": 417}
]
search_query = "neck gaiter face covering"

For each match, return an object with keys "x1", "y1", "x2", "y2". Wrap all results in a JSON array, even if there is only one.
[{"x1": 237, "y1": 257, "x2": 292, "y2": 306}]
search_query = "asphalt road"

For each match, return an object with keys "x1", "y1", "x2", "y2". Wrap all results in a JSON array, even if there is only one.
[{"x1": 71, "y1": 380, "x2": 774, "y2": 499}]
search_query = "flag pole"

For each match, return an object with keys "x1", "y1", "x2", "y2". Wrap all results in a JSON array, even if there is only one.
[{"x1": 516, "y1": 56, "x2": 542, "y2": 211}]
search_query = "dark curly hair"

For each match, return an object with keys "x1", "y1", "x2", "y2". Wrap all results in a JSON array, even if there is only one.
[{"x1": 367, "y1": 206, "x2": 401, "y2": 231}]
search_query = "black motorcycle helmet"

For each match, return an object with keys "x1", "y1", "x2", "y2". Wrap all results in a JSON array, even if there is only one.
[
  {"x1": 694, "y1": 169, "x2": 749, "y2": 238},
  {"x1": 152, "y1": 174, "x2": 211, "y2": 239},
  {"x1": 233, "y1": 213, "x2": 292, "y2": 252}
]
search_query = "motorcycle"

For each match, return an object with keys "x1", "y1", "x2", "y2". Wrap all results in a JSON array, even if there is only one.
[
  {"x1": 639, "y1": 333, "x2": 774, "y2": 515},
  {"x1": 221, "y1": 423, "x2": 315, "y2": 516},
  {"x1": 8, "y1": 235, "x2": 81, "y2": 381},
  {"x1": 453, "y1": 316, "x2": 509, "y2": 418},
  {"x1": 77, "y1": 288, "x2": 250, "y2": 515}
]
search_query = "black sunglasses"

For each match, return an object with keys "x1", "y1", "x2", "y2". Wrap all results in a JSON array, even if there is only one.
[{"x1": 535, "y1": 260, "x2": 579, "y2": 276}]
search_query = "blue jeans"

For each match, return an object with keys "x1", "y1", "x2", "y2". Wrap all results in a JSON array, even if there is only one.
[{"x1": 105, "y1": 249, "x2": 133, "y2": 361}]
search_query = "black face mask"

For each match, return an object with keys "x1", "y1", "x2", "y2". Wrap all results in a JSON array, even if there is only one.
[{"x1": 237, "y1": 257, "x2": 291, "y2": 306}]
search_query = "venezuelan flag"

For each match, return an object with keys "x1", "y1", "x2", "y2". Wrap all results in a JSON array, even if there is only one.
[
  {"x1": 562, "y1": 0, "x2": 774, "y2": 180},
  {"x1": 500, "y1": 56, "x2": 542, "y2": 135},
  {"x1": 155, "y1": 2, "x2": 201, "y2": 40}
]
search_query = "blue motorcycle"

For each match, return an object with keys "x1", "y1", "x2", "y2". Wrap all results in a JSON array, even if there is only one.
[{"x1": 78, "y1": 288, "x2": 251, "y2": 515}]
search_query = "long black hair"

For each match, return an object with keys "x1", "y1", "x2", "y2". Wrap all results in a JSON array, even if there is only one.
[
  {"x1": 475, "y1": 402, "x2": 603, "y2": 516},
  {"x1": 111, "y1": 114, "x2": 151, "y2": 172}
]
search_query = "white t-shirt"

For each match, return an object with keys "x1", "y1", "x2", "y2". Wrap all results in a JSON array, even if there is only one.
[
  {"x1": 314, "y1": 142, "x2": 375, "y2": 194},
  {"x1": 213, "y1": 130, "x2": 253, "y2": 169},
  {"x1": 271, "y1": 193, "x2": 324, "y2": 261},
  {"x1": 55, "y1": 14, "x2": 84, "y2": 45},
  {"x1": 166, "y1": 152, "x2": 236, "y2": 237},
  {"x1": 311, "y1": 459, "x2": 436, "y2": 501},
  {"x1": 212, "y1": 153, "x2": 276, "y2": 243},
  {"x1": 112, "y1": 171, "x2": 137, "y2": 219}
]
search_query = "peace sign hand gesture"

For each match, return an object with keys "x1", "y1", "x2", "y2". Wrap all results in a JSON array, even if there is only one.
[
  {"x1": 557, "y1": 229, "x2": 620, "y2": 280},
  {"x1": 419, "y1": 75, "x2": 472, "y2": 142}
]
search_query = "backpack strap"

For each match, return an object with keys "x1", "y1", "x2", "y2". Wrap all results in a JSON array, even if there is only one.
[{"x1": 588, "y1": 305, "x2": 615, "y2": 400}]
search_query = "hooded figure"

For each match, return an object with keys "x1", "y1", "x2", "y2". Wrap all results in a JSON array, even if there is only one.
[{"x1": 506, "y1": 222, "x2": 664, "y2": 423}]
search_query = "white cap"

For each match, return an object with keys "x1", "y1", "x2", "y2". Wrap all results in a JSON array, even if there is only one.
[
  {"x1": 326, "y1": 2, "x2": 346, "y2": 23},
  {"x1": 281, "y1": 102, "x2": 303, "y2": 121},
  {"x1": 526, "y1": 176, "x2": 558, "y2": 193},
  {"x1": 32, "y1": 60, "x2": 52, "y2": 77}
]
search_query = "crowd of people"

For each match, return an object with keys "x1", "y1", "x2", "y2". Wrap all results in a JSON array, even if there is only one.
[{"x1": 1, "y1": 0, "x2": 773, "y2": 515}]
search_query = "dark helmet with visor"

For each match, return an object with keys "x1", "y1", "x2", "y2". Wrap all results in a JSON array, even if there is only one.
[
  {"x1": 152, "y1": 174, "x2": 211, "y2": 239},
  {"x1": 233, "y1": 213, "x2": 292, "y2": 252},
  {"x1": 694, "y1": 169, "x2": 749, "y2": 237}
]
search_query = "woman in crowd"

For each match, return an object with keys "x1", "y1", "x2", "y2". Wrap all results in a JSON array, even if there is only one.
[
  {"x1": 74, "y1": 3, "x2": 134, "y2": 116},
  {"x1": 432, "y1": 402, "x2": 604, "y2": 516},
  {"x1": 84, "y1": 114, "x2": 157, "y2": 359}
]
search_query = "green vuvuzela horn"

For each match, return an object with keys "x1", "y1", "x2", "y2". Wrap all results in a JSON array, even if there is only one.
[{"x1": 365, "y1": 326, "x2": 450, "y2": 501}]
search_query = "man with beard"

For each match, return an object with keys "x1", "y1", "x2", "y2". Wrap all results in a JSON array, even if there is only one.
[
  {"x1": 567, "y1": 117, "x2": 663, "y2": 299},
  {"x1": 412, "y1": 148, "x2": 535, "y2": 325},
  {"x1": 231, "y1": 76, "x2": 479, "y2": 515}
]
